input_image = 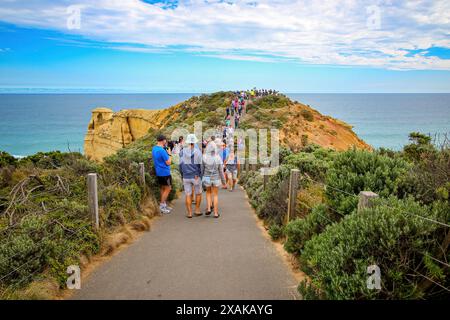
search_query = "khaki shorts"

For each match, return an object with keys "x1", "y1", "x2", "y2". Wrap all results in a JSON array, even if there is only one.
[
  {"x1": 226, "y1": 169, "x2": 238, "y2": 180},
  {"x1": 183, "y1": 178, "x2": 202, "y2": 196}
]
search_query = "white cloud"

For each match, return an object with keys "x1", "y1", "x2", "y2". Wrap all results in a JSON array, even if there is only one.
[{"x1": 0, "y1": 0, "x2": 449, "y2": 70}]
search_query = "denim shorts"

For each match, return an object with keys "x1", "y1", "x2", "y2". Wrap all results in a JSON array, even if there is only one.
[
  {"x1": 202, "y1": 176, "x2": 221, "y2": 188},
  {"x1": 183, "y1": 178, "x2": 202, "y2": 196}
]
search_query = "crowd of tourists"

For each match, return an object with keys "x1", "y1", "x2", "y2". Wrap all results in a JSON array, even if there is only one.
[{"x1": 152, "y1": 89, "x2": 277, "y2": 218}]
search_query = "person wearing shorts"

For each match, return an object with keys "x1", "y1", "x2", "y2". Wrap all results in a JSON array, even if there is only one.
[
  {"x1": 201, "y1": 142, "x2": 226, "y2": 218},
  {"x1": 225, "y1": 149, "x2": 240, "y2": 191},
  {"x1": 152, "y1": 134, "x2": 172, "y2": 214},
  {"x1": 179, "y1": 134, "x2": 203, "y2": 218}
]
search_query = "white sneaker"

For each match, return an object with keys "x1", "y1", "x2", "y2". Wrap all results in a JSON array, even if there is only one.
[{"x1": 160, "y1": 206, "x2": 171, "y2": 214}]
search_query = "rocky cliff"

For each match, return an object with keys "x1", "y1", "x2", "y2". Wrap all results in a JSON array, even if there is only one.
[{"x1": 84, "y1": 93, "x2": 371, "y2": 161}]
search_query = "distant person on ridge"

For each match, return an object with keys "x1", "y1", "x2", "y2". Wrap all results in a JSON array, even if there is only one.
[
  {"x1": 179, "y1": 134, "x2": 203, "y2": 218},
  {"x1": 202, "y1": 142, "x2": 226, "y2": 218},
  {"x1": 152, "y1": 134, "x2": 173, "y2": 214}
]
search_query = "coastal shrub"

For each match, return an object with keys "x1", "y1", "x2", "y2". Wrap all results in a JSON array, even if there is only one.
[
  {"x1": 278, "y1": 147, "x2": 293, "y2": 164},
  {"x1": 296, "y1": 183, "x2": 325, "y2": 218},
  {"x1": 403, "y1": 132, "x2": 435, "y2": 163},
  {"x1": 401, "y1": 148, "x2": 450, "y2": 205},
  {"x1": 301, "y1": 109, "x2": 314, "y2": 122},
  {"x1": 18, "y1": 151, "x2": 83, "y2": 169},
  {"x1": 101, "y1": 184, "x2": 140, "y2": 227},
  {"x1": 299, "y1": 197, "x2": 450, "y2": 299},
  {"x1": 241, "y1": 146, "x2": 335, "y2": 225},
  {"x1": 325, "y1": 149, "x2": 410, "y2": 215},
  {"x1": 0, "y1": 151, "x2": 17, "y2": 168},
  {"x1": 0, "y1": 212, "x2": 99, "y2": 288},
  {"x1": 0, "y1": 146, "x2": 160, "y2": 295},
  {"x1": 251, "y1": 94, "x2": 290, "y2": 110},
  {"x1": 283, "y1": 147, "x2": 335, "y2": 182},
  {"x1": 284, "y1": 204, "x2": 334, "y2": 255},
  {"x1": 399, "y1": 136, "x2": 449, "y2": 205},
  {"x1": 268, "y1": 224, "x2": 284, "y2": 240},
  {"x1": 254, "y1": 165, "x2": 290, "y2": 224}
]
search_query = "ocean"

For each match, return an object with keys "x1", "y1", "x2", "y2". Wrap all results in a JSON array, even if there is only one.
[{"x1": 0, "y1": 93, "x2": 449, "y2": 156}]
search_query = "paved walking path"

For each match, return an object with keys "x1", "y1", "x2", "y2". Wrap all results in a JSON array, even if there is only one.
[{"x1": 72, "y1": 185, "x2": 299, "y2": 300}]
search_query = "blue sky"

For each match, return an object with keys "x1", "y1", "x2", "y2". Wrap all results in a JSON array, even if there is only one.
[{"x1": 0, "y1": 0, "x2": 449, "y2": 93}]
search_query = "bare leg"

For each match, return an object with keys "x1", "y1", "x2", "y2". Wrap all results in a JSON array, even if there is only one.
[
  {"x1": 185, "y1": 193, "x2": 192, "y2": 217},
  {"x1": 195, "y1": 193, "x2": 202, "y2": 214},
  {"x1": 160, "y1": 185, "x2": 171, "y2": 204},
  {"x1": 205, "y1": 187, "x2": 212, "y2": 212},
  {"x1": 227, "y1": 173, "x2": 233, "y2": 190},
  {"x1": 212, "y1": 187, "x2": 219, "y2": 216}
]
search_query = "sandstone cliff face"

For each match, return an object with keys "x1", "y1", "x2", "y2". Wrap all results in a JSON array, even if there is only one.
[
  {"x1": 84, "y1": 94, "x2": 371, "y2": 161},
  {"x1": 84, "y1": 108, "x2": 161, "y2": 161},
  {"x1": 277, "y1": 103, "x2": 371, "y2": 152}
]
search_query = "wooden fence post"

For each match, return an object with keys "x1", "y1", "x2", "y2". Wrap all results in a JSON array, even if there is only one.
[
  {"x1": 358, "y1": 191, "x2": 379, "y2": 213},
  {"x1": 286, "y1": 169, "x2": 300, "y2": 224},
  {"x1": 87, "y1": 173, "x2": 99, "y2": 230},
  {"x1": 139, "y1": 162, "x2": 145, "y2": 188}
]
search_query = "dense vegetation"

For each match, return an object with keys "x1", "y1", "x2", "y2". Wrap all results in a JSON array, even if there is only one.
[
  {"x1": 240, "y1": 133, "x2": 450, "y2": 299},
  {"x1": 0, "y1": 143, "x2": 180, "y2": 298}
]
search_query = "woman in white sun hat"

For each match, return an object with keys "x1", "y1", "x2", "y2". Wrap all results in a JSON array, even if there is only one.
[{"x1": 201, "y1": 141, "x2": 226, "y2": 218}]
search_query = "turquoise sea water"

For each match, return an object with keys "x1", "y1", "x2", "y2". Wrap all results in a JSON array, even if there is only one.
[{"x1": 0, "y1": 93, "x2": 449, "y2": 156}]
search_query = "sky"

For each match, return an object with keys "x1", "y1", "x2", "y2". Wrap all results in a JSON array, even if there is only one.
[{"x1": 0, "y1": 0, "x2": 450, "y2": 93}]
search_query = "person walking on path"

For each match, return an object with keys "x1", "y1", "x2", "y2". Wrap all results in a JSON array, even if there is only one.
[
  {"x1": 234, "y1": 113, "x2": 240, "y2": 128},
  {"x1": 179, "y1": 134, "x2": 203, "y2": 218},
  {"x1": 202, "y1": 142, "x2": 226, "y2": 218},
  {"x1": 152, "y1": 134, "x2": 173, "y2": 214},
  {"x1": 219, "y1": 140, "x2": 230, "y2": 189},
  {"x1": 225, "y1": 149, "x2": 240, "y2": 191}
]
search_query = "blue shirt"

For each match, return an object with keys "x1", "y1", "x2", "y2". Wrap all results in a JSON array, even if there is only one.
[
  {"x1": 152, "y1": 145, "x2": 171, "y2": 177},
  {"x1": 219, "y1": 148, "x2": 229, "y2": 163}
]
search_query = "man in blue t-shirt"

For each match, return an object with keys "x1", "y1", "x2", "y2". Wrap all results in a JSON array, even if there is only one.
[{"x1": 152, "y1": 134, "x2": 172, "y2": 214}]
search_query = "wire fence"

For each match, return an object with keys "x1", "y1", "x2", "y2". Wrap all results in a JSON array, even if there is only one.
[
  {"x1": 0, "y1": 160, "x2": 150, "y2": 294},
  {"x1": 241, "y1": 163, "x2": 450, "y2": 294}
]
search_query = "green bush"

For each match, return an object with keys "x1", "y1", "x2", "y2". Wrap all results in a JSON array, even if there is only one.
[
  {"x1": 400, "y1": 147, "x2": 450, "y2": 205},
  {"x1": 0, "y1": 151, "x2": 17, "y2": 168},
  {"x1": 18, "y1": 151, "x2": 83, "y2": 169},
  {"x1": 284, "y1": 204, "x2": 334, "y2": 255},
  {"x1": 251, "y1": 95, "x2": 291, "y2": 110},
  {"x1": 284, "y1": 147, "x2": 335, "y2": 182},
  {"x1": 268, "y1": 224, "x2": 284, "y2": 240},
  {"x1": 300, "y1": 197, "x2": 450, "y2": 299},
  {"x1": 403, "y1": 132, "x2": 435, "y2": 163},
  {"x1": 301, "y1": 109, "x2": 314, "y2": 122},
  {"x1": 325, "y1": 149, "x2": 410, "y2": 215}
]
